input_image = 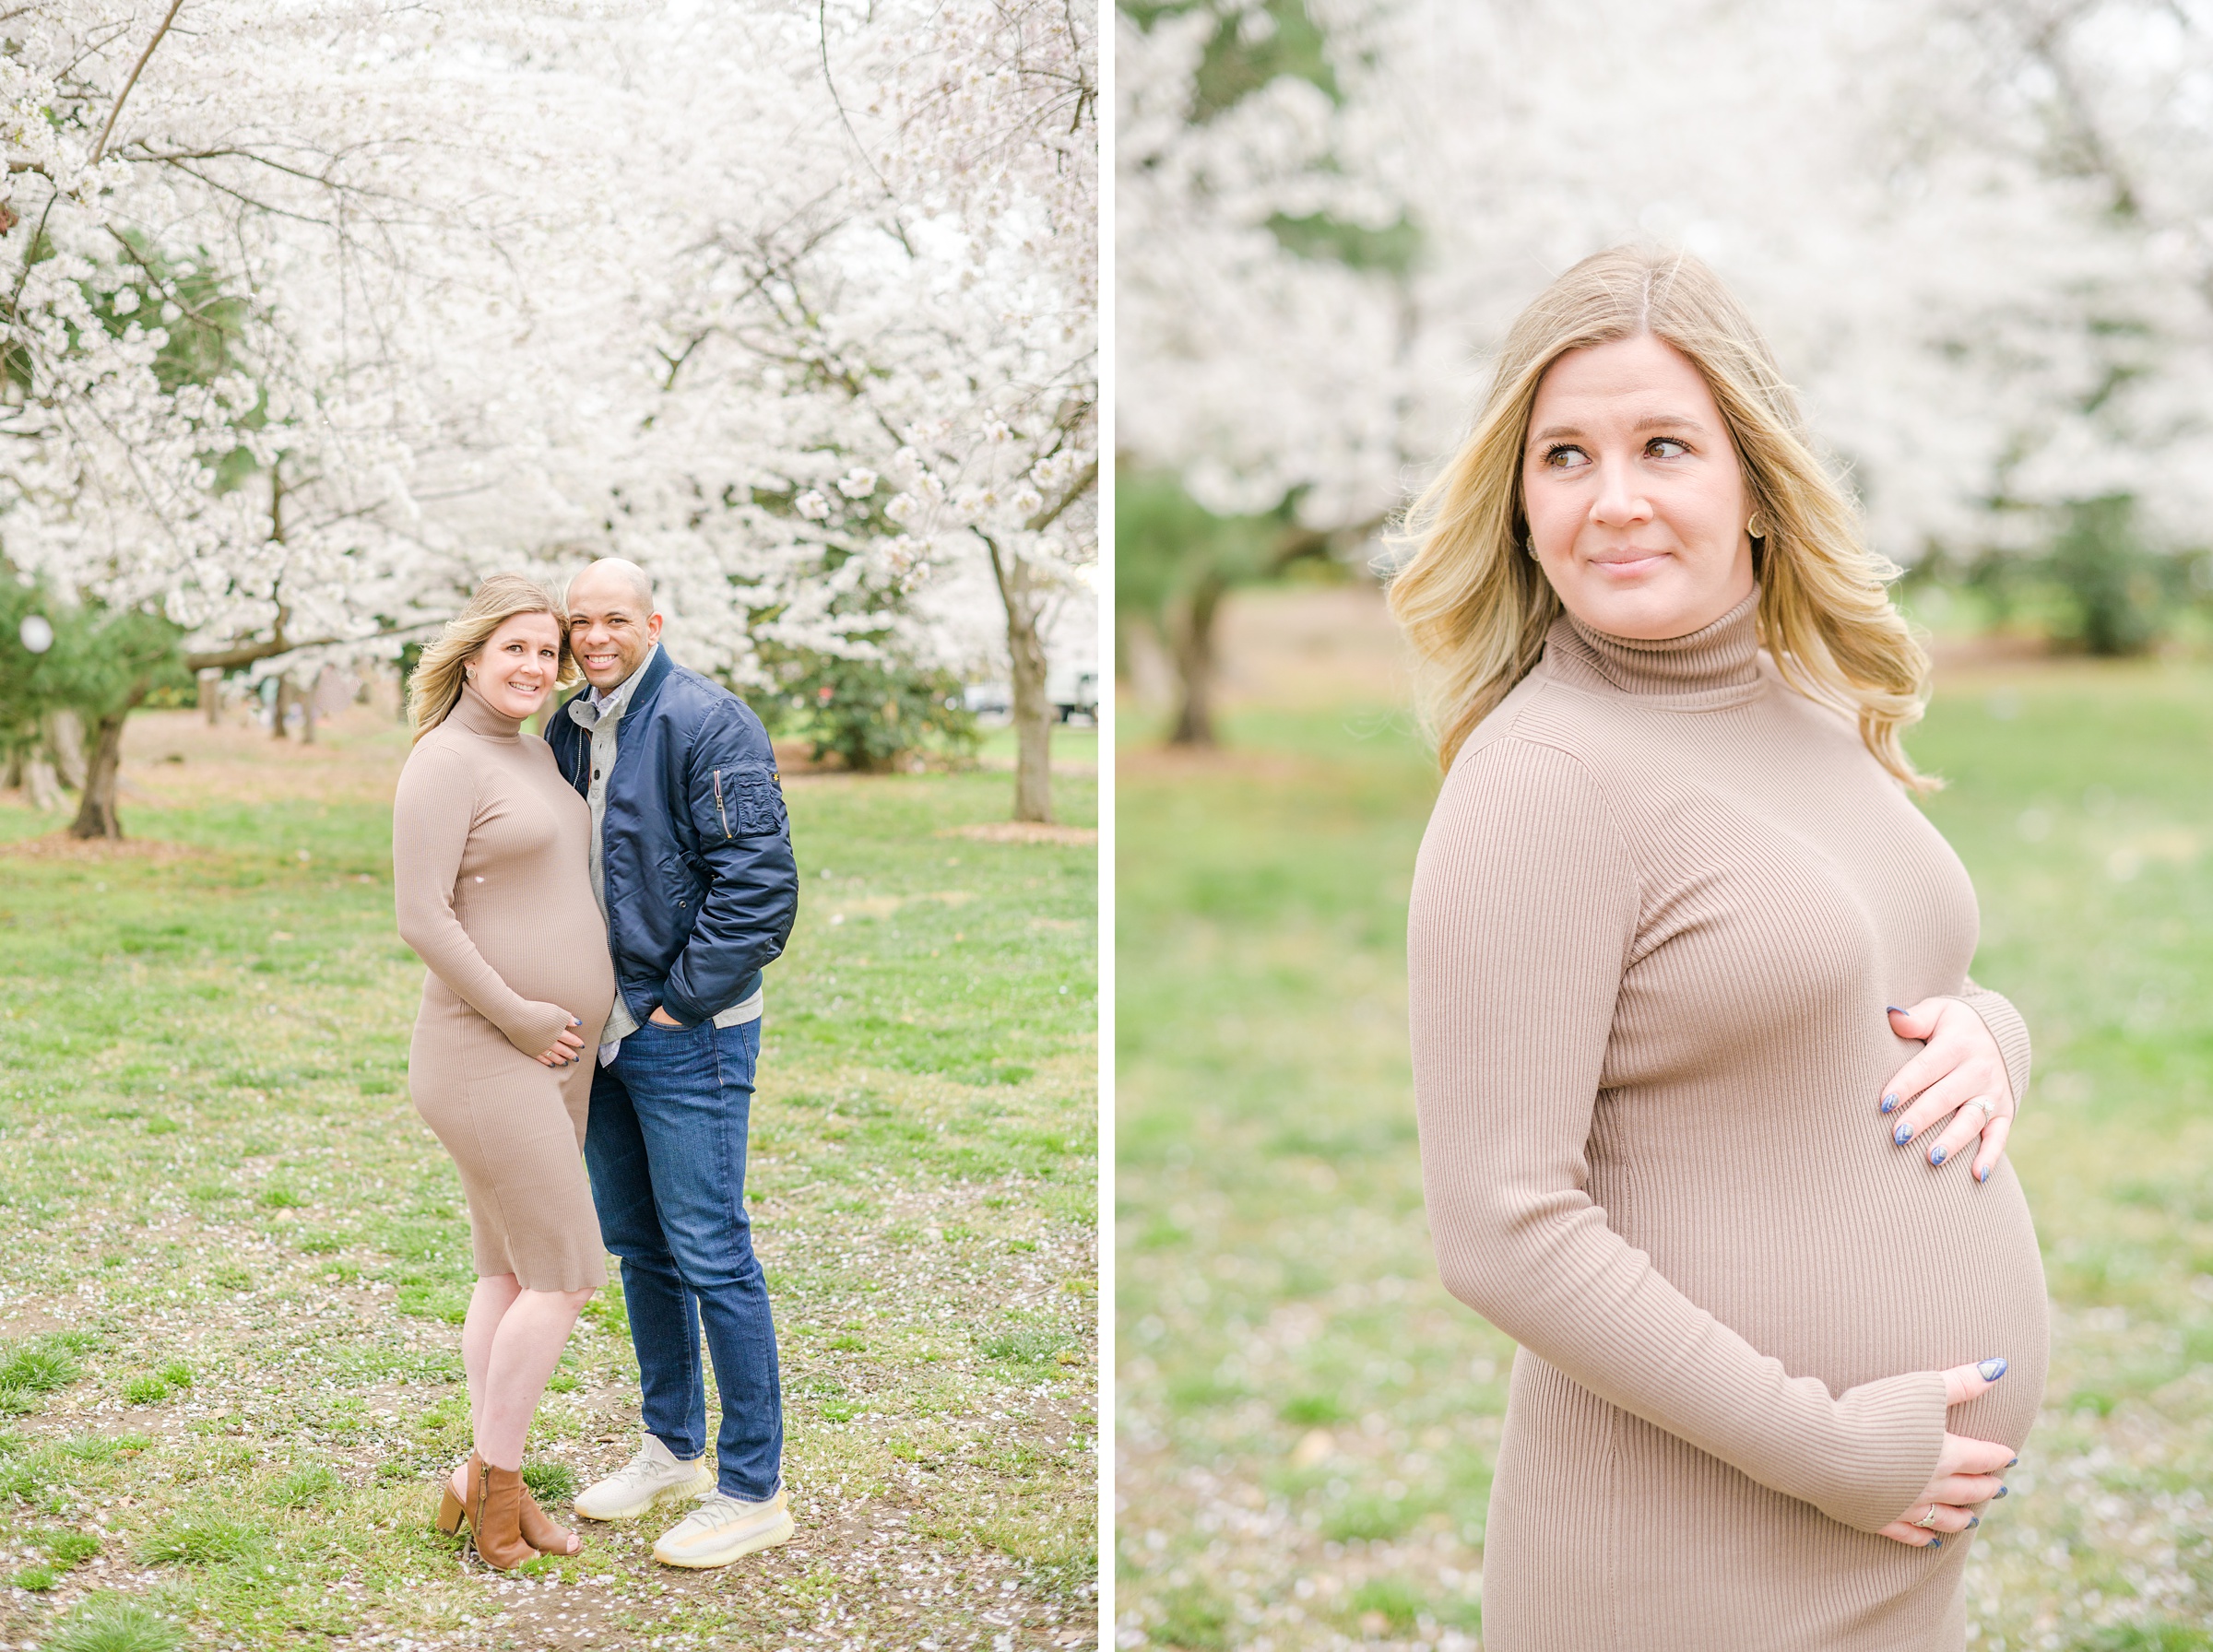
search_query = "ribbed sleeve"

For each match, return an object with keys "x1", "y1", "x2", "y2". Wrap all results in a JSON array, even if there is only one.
[
  {"x1": 1957, "y1": 977, "x2": 2033, "y2": 1106},
  {"x1": 393, "y1": 742, "x2": 574, "y2": 1057},
  {"x1": 1409, "y1": 736, "x2": 1947, "y2": 1533}
]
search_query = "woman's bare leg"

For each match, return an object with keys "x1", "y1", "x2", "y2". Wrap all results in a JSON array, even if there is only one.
[
  {"x1": 478, "y1": 1285, "x2": 596, "y2": 1469},
  {"x1": 463, "y1": 1275, "x2": 524, "y2": 1431},
  {"x1": 454, "y1": 1275, "x2": 524, "y2": 1501},
  {"x1": 445, "y1": 1283, "x2": 595, "y2": 1550}
]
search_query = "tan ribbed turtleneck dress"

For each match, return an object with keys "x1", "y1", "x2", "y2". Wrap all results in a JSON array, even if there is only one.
[
  {"x1": 394, "y1": 685, "x2": 616, "y2": 1293},
  {"x1": 1408, "y1": 591, "x2": 2047, "y2": 1651}
]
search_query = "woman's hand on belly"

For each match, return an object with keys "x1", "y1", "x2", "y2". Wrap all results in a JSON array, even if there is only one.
[
  {"x1": 1876, "y1": 1357, "x2": 2016, "y2": 1548},
  {"x1": 535, "y1": 1015, "x2": 586, "y2": 1068},
  {"x1": 1884, "y1": 998, "x2": 2015, "y2": 1184}
]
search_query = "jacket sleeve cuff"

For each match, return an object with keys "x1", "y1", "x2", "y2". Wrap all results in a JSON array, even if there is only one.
[
  {"x1": 657, "y1": 985, "x2": 709, "y2": 1027},
  {"x1": 1812, "y1": 1369, "x2": 1949, "y2": 1531},
  {"x1": 1957, "y1": 982, "x2": 2033, "y2": 1104}
]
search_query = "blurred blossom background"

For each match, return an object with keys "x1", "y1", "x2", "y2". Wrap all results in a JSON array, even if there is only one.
[{"x1": 1115, "y1": 3, "x2": 2213, "y2": 1648}]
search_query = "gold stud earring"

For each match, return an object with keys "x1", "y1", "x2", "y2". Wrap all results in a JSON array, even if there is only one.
[{"x1": 1746, "y1": 513, "x2": 1768, "y2": 540}]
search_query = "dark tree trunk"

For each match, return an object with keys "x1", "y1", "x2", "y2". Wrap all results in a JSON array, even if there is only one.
[
  {"x1": 199, "y1": 669, "x2": 219, "y2": 725},
  {"x1": 68, "y1": 709, "x2": 130, "y2": 839},
  {"x1": 985, "y1": 535, "x2": 1056, "y2": 824},
  {"x1": 1166, "y1": 571, "x2": 1226, "y2": 747},
  {"x1": 302, "y1": 671, "x2": 319, "y2": 745},
  {"x1": 1008, "y1": 585, "x2": 1053, "y2": 824},
  {"x1": 979, "y1": 457, "x2": 1095, "y2": 825},
  {"x1": 272, "y1": 674, "x2": 293, "y2": 740}
]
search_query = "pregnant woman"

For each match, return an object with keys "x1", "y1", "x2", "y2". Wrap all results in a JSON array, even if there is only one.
[
  {"x1": 394, "y1": 573, "x2": 616, "y2": 1569},
  {"x1": 1391, "y1": 247, "x2": 2047, "y2": 1650}
]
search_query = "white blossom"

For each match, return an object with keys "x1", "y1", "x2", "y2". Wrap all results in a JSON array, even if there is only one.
[
  {"x1": 1119, "y1": 0, "x2": 2213, "y2": 565},
  {"x1": 1, "y1": 0, "x2": 1093, "y2": 705}
]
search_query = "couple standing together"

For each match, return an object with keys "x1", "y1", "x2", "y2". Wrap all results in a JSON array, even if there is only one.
[{"x1": 391, "y1": 559, "x2": 795, "y2": 1571}]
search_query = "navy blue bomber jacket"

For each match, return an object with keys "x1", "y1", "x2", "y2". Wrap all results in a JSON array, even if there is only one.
[{"x1": 545, "y1": 647, "x2": 799, "y2": 1029}]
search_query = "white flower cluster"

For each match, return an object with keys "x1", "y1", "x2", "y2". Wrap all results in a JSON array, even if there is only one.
[
  {"x1": 1, "y1": 0, "x2": 1095, "y2": 694},
  {"x1": 1120, "y1": 0, "x2": 2213, "y2": 562}
]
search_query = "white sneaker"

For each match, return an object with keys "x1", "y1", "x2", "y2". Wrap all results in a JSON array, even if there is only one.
[
  {"x1": 572, "y1": 1434, "x2": 715, "y2": 1522},
  {"x1": 651, "y1": 1487, "x2": 794, "y2": 1568}
]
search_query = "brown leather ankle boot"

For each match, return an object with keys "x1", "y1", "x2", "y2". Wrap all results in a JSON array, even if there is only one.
[
  {"x1": 434, "y1": 1461, "x2": 472, "y2": 1537},
  {"x1": 468, "y1": 1454, "x2": 536, "y2": 1570},
  {"x1": 518, "y1": 1482, "x2": 580, "y2": 1555}
]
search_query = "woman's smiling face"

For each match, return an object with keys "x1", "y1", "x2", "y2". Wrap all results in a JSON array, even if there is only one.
[
  {"x1": 1521, "y1": 331, "x2": 1757, "y2": 641},
  {"x1": 469, "y1": 611, "x2": 563, "y2": 720}
]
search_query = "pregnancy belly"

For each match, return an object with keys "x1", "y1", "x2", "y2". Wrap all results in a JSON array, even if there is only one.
[
  {"x1": 449, "y1": 903, "x2": 616, "y2": 1039},
  {"x1": 1596, "y1": 1135, "x2": 2049, "y2": 1451}
]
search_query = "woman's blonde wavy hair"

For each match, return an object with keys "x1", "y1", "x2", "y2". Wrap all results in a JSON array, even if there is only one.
[
  {"x1": 1388, "y1": 244, "x2": 1933, "y2": 790},
  {"x1": 406, "y1": 572, "x2": 580, "y2": 743}
]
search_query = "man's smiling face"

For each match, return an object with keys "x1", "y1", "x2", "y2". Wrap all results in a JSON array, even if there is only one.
[{"x1": 567, "y1": 560, "x2": 664, "y2": 692}]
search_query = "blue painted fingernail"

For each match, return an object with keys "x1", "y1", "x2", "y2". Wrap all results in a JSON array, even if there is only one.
[
  {"x1": 1977, "y1": 1164, "x2": 1989, "y2": 1184},
  {"x1": 1977, "y1": 1357, "x2": 2007, "y2": 1381},
  {"x1": 2004, "y1": 1458, "x2": 2018, "y2": 1471},
  {"x1": 1931, "y1": 1146, "x2": 1948, "y2": 1166},
  {"x1": 1894, "y1": 1122, "x2": 1912, "y2": 1145},
  {"x1": 1881, "y1": 1093, "x2": 1898, "y2": 1114},
  {"x1": 1886, "y1": 1005, "x2": 1904, "y2": 1013},
  {"x1": 1927, "y1": 1537, "x2": 1942, "y2": 1549},
  {"x1": 1968, "y1": 1515, "x2": 1981, "y2": 1528}
]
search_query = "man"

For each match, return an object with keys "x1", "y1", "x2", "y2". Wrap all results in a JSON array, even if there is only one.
[{"x1": 549, "y1": 559, "x2": 799, "y2": 1568}]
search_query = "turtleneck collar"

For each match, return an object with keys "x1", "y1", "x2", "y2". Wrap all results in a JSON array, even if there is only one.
[
  {"x1": 450, "y1": 680, "x2": 526, "y2": 740},
  {"x1": 1546, "y1": 586, "x2": 1766, "y2": 708}
]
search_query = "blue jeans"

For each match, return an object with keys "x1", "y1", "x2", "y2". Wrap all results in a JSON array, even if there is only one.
[{"x1": 585, "y1": 1016, "x2": 782, "y2": 1501}]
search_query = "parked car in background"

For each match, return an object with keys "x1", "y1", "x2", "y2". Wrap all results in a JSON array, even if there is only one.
[
  {"x1": 1050, "y1": 667, "x2": 1099, "y2": 725},
  {"x1": 962, "y1": 669, "x2": 1095, "y2": 725},
  {"x1": 963, "y1": 681, "x2": 1012, "y2": 720}
]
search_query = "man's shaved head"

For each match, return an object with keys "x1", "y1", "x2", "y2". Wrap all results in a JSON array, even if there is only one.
[
  {"x1": 569, "y1": 557, "x2": 655, "y2": 613},
  {"x1": 567, "y1": 558, "x2": 663, "y2": 691}
]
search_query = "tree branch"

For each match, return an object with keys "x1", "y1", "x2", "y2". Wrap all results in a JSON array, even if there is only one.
[
  {"x1": 1025, "y1": 457, "x2": 1097, "y2": 536},
  {"x1": 183, "y1": 617, "x2": 437, "y2": 674},
  {"x1": 817, "y1": 0, "x2": 915, "y2": 256},
  {"x1": 89, "y1": 0, "x2": 187, "y2": 168}
]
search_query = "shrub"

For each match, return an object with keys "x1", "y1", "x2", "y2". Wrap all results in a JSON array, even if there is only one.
[{"x1": 759, "y1": 650, "x2": 979, "y2": 773}]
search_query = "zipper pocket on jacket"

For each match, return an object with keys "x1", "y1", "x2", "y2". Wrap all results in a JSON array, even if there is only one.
[{"x1": 711, "y1": 768, "x2": 732, "y2": 839}]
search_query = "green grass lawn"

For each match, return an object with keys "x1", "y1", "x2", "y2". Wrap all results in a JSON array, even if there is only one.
[
  {"x1": 1117, "y1": 654, "x2": 2213, "y2": 1651},
  {"x1": 0, "y1": 707, "x2": 1097, "y2": 1649}
]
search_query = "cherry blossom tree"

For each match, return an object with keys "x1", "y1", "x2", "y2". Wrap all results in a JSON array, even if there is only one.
[
  {"x1": 870, "y1": 0, "x2": 1099, "y2": 821},
  {"x1": 1118, "y1": 0, "x2": 2213, "y2": 725},
  {"x1": 539, "y1": 0, "x2": 1097, "y2": 819},
  {"x1": 0, "y1": 1, "x2": 619, "y2": 833},
  {"x1": 1, "y1": 0, "x2": 1097, "y2": 834}
]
